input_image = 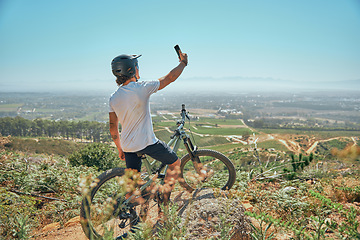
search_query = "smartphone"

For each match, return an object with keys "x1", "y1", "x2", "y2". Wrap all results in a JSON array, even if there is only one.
[{"x1": 174, "y1": 45, "x2": 182, "y2": 60}]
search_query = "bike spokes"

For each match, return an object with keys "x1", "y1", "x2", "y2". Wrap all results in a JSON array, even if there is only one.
[
  {"x1": 86, "y1": 175, "x2": 138, "y2": 238},
  {"x1": 181, "y1": 151, "x2": 235, "y2": 191}
]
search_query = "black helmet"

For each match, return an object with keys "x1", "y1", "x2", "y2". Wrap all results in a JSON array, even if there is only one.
[{"x1": 111, "y1": 54, "x2": 141, "y2": 78}]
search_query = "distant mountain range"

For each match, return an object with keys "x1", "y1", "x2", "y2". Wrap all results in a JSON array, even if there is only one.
[{"x1": 1, "y1": 77, "x2": 359, "y2": 94}]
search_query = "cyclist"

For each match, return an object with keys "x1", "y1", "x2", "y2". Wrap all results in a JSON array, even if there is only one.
[{"x1": 109, "y1": 51, "x2": 188, "y2": 205}]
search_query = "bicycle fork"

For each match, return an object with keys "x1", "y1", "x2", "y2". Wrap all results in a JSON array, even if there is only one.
[
  {"x1": 183, "y1": 137, "x2": 204, "y2": 174},
  {"x1": 184, "y1": 137, "x2": 212, "y2": 182}
]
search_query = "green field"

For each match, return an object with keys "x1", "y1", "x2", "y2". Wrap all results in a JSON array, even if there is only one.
[
  {"x1": 0, "y1": 103, "x2": 23, "y2": 112},
  {"x1": 207, "y1": 142, "x2": 244, "y2": 153},
  {"x1": 155, "y1": 128, "x2": 231, "y2": 148},
  {"x1": 195, "y1": 118, "x2": 244, "y2": 125},
  {"x1": 191, "y1": 125, "x2": 251, "y2": 136},
  {"x1": 32, "y1": 108, "x2": 61, "y2": 113},
  {"x1": 256, "y1": 140, "x2": 289, "y2": 152},
  {"x1": 154, "y1": 121, "x2": 177, "y2": 128},
  {"x1": 160, "y1": 117, "x2": 249, "y2": 136},
  {"x1": 259, "y1": 128, "x2": 360, "y2": 139}
]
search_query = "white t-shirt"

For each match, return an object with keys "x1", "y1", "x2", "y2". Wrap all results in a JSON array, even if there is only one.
[{"x1": 109, "y1": 80, "x2": 160, "y2": 152}]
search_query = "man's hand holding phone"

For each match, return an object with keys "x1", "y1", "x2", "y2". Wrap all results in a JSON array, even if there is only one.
[{"x1": 174, "y1": 45, "x2": 188, "y2": 66}]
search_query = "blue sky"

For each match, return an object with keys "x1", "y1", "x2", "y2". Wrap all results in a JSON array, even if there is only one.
[{"x1": 0, "y1": 0, "x2": 360, "y2": 93}]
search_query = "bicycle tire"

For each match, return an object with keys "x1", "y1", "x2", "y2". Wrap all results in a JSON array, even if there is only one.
[
  {"x1": 179, "y1": 149, "x2": 236, "y2": 192},
  {"x1": 80, "y1": 167, "x2": 141, "y2": 240}
]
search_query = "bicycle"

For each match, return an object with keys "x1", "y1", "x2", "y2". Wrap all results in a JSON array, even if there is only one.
[{"x1": 80, "y1": 104, "x2": 236, "y2": 239}]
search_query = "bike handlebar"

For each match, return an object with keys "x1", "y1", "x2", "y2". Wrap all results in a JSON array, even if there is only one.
[
  {"x1": 170, "y1": 104, "x2": 188, "y2": 139},
  {"x1": 181, "y1": 104, "x2": 189, "y2": 121}
]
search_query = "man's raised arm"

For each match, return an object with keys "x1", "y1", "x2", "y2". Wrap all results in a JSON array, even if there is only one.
[{"x1": 158, "y1": 52, "x2": 188, "y2": 90}]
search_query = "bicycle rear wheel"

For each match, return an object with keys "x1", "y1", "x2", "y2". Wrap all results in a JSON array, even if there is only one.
[
  {"x1": 80, "y1": 168, "x2": 142, "y2": 240},
  {"x1": 179, "y1": 149, "x2": 236, "y2": 192}
]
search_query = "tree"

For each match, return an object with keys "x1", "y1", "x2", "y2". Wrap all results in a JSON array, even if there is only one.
[{"x1": 0, "y1": 117, "x2": 111, "y2": 142}]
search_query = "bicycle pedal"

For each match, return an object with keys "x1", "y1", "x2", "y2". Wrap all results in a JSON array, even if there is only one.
[
  {"x1": 119, "y1": 212, "x2": 131, "y2": 219},
  {"x1": 116, "y1": 233, "x2": 128, "y2": 240},
  {"x1": 154, "y1": 191, "x2": 164, "y2": 203},
  {"x1": 118, "y1": 220, "x2": 126, "y2": 228},
  {"x1": 158, "y1": 173, "x2": 165, "y2": 179},
  {"x1": 131, "y1": 216, "x2": 140, "y2": 226}
]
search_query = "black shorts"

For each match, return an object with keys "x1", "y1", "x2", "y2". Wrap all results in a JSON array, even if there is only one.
[{"x1": 124, "y1": 140, "x2": 178, "y2": 172}]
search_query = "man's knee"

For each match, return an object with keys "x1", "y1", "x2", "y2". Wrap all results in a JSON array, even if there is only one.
[
  {"x1": 168, "y1": 159, "x2": 181, "y2": 175},
  {"x1": 169, "y1": 158, "x2": 181, "y2": 168}
]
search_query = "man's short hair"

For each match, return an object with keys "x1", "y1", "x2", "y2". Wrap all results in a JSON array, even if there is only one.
[{"x1": 114, "y1": 73, "x2": 131, "y2": 86}]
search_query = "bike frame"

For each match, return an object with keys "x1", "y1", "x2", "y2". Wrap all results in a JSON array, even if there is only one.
[{"x1": 125, "y1": 104, "x2": 197, "y2": 204}]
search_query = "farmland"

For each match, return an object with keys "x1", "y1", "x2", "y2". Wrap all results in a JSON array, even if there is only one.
[{"x1": 1, "y1": 91, "x2": 359, "y2": 155}]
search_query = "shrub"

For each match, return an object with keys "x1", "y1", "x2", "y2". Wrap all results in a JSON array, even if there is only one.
[
  {"x1": 4, "y1": 137, "x2": 79, "y2": 156},
  {"x1": 68, "y1": 143, "x2": 120, "y2": 171},
  {"x1": 0, "y1": 188, "x2": 38, "y2": 239}
]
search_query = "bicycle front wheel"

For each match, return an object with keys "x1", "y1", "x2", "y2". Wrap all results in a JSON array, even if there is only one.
[
  {"x1": 179, "y1": 149, "x2": 236, "y2": 192},
  {"x1": 80, "y1": 167, "x2": 142, "y2": 240}
]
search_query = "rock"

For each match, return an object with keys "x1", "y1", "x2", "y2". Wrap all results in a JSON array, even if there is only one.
[
  {"x1": 283, "y1": 186, "x2": 296, "y2": 193},
  {"x1": 175, "y1": 188, "x2": 252, "y2": 240},
  {"x1": 64, "y1": 216, "x2": 81, "y2": 228},
  {"x1": 241, "y1": 200, "x2": 254, "y2": 212},
  {"x1": 41, "y1": 222, "x2": 60, "y2": 232}
]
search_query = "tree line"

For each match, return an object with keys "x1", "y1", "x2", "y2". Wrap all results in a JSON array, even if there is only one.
[{"x1": 0, "y1": 116, "x2": 112, "y2": 142}]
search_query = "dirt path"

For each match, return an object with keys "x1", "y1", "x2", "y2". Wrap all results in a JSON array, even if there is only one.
[
  {"x1": 306, "y1": 141, "x2": 318, "y2": 154},
  {"x1": 34, "y1": 219, "x2": 87, "y2": 240},
  {"x1": 154, "y1": 119, "x2": 306, "y2": 153},
  {"x1": 155, "y1": 119, "x2": 357, "y2": 155},
  {"x1": 276, "y1": 139, "x2": 301, "y2": 153},
  {"x1": 306, "y1": 136, "x2": 357, "y2": 154}
]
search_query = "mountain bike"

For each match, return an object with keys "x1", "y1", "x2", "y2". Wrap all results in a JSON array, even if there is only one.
[{"x1": 80, "y1": 104, "x2": 236, "y2": 239}]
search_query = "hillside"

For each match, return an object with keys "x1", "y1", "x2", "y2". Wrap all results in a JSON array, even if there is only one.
[
  {"x1": 1, "y1": 91, "x2": 360, "y2": 239},
  {"x1": 1, "y1": 115, "x2": 360, "y2": 239}
]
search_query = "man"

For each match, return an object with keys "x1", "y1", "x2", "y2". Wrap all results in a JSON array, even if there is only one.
[{"x1": 109, "y1": 50, "x2": 188, "y2": 204}]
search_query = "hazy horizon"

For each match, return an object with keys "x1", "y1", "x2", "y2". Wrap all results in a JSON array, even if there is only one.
[{"x1": 1, "y1": 77, "x2": 360, "y2": 95}]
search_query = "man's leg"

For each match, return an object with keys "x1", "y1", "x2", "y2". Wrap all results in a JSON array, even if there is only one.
[
  {"x1": 139, "y1": 140, "x2": 180, "y2": 204},
  {"x1": 123, "y1": 152, "x2": 142, "y2": 204},
  {"x1": 124, "y1": 152, "x2": 142, "y2": 172},
  {"x1": 162, "y1": 158, "x2": 181, "y2": 205}
]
